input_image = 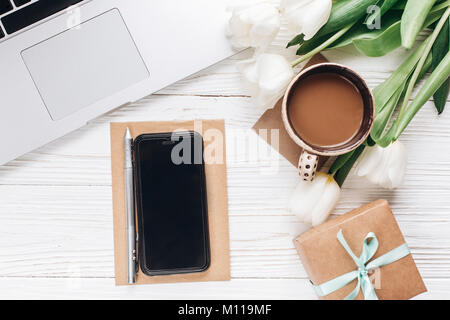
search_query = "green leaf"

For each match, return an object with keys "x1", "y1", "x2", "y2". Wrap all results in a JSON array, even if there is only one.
[
  {"x1": 401, "y1": 0, "x2": 438, "y2": 49},
  {"x1": 369, "y1": 39, "x2": 433, "y2": 146},
  {"x1": 367, "y1": 135, "x2": 377, "y2": 147},
  {"x1": 353, "y1": 11, "x2": 403, "y2": 56},
  {"x1": 397, "y1": 8, "x2": 450, "y2": 125},
  {"x1": 293, "y1": 0, "x2": 380, "y2": 55},
  {"x1": 432, "y1": 17, "x2": 450, "y2": 114},
  {"x1": 329, "y1": 5, "x2": 446, "y2": 57},
  {"x1": 365, "y1": 0, "x2": 402, "y2": 26},
  {"x1": 328, "y1": 10, "x2": 402, "y2": 52},
  {"x1": 333, "y1": 145, "x2": 366, "y2": 188},
  {"x1": 391, "y1": 0, "x2": 408, "y2": 10},
  {"x1": 353, "y1": 24, "x2": 401, "y2": 56},
  {"x1": 375, "y1": 9, "x2": 450, "y2": 146},
  {"x1": 329, "y1": 151, "x2": 355, "y2": 175},
  {"x1": 372, "y1": 39, "x2": 430, "y2": 114},
  {"x1": 292, "y1": 0, "x2": 449, "y2": 56},
  {"x1": 370, "y1": 84, "x2": 405, "y2": 142},
  {"x1": 287, "y1": 34, "x2": 304, "y2": 49},
  {"x1": 394, "y1": 49, "x2": 450, "y2": 139},
  {"x1": 292, "y1": 24, "x2": 355, "y2": 67},
  {"x1": 296, "y1": 34, "x2": 332, "y2": 55},
  {"x1": 315, "y1": 0, "x2": 381, "y2": 38},
  {"x1": 371, "y1": 53, "x2": 432, "y2": 143}
]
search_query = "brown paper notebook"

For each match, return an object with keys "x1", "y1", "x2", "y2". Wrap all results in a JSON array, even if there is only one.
[
  {"x1": 252, "y1": 54, "x2": 329, "y2": 167},
  {"x1": 110, "y1": 120, "x2": 230, "y2": 286}
]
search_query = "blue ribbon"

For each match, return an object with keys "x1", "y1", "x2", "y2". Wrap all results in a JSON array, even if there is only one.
[{"x1": 311, "y1": 230, "x2": 410, "y2": 300}]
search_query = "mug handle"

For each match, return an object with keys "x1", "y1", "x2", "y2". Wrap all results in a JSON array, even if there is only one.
[{"x1": 298, "y1": 150, "x2": 319, "y2": 182}]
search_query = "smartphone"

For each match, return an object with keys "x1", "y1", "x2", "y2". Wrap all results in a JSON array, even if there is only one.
[{"x1": 133, "y1": 131, "x2": 210, "y2": 276}]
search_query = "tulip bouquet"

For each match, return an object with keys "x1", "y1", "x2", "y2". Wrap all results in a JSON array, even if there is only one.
[
  {"x1": 227, "y1": 0, "x2": 450, "y2": 226},
  {"x1": 228, "y1": 0, "x2": 334, "y2": 109}
]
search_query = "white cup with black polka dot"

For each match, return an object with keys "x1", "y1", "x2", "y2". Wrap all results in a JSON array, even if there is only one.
[{"x1": 281, "y1": 63, "x2": 375, "y2": 182}]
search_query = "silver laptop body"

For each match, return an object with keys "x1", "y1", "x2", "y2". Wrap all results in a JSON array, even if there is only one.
[{"x1": 0, "y1": 0, "x2": 234, "y2": 165}]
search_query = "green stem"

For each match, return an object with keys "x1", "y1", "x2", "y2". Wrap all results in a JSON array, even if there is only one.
[
  {"x1": 394, "y1": 50, "x2": 450, "y2": 139},
  {"x1": 398, "y1": 7, "x2": 450, "y2": 119},
  {"x1": 374, "y1": 52, "x2": 433, "y2": 147},
  {"x1": 432, "y1": 0, "x2": 450, "y2": 13},
  {"x1": 291, "y1": 24, "x2": 354, "y2": 68}
]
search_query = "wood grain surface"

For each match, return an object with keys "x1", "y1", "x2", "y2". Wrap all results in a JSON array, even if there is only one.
[{"x1": 0, "y1": 36, "x2": 449, "y2": 299}]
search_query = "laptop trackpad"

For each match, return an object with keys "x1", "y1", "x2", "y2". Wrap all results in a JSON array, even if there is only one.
[{"x1": 21, "y1": 9, "x2": 149, "y2": 121}]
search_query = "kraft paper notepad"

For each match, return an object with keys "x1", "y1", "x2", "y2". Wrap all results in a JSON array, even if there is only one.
[{"x1": 110, "y1": 120, "x2": 230, "y2": 285}]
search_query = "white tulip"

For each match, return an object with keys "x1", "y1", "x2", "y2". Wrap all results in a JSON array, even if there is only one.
[
  {"x1": 355, "y1": 141, "x2": 407, "y2": 190},
  {"x1": 280, "y1": 0, "x2": 332, "y2": 40},
  {"x1": 288, "y1": 173, "x2": 341, "y2": 226},
  {"x1": 227, "y1": 0, "x2": 281, "y2": 50},
  {"x1": 237, "y1": 53, "x2": 294, "y2": 109}
]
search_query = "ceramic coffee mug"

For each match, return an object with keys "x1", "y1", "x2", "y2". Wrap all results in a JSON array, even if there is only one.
[{"x1": 282, "y1": 63, "x2": 375, "y2": 182}]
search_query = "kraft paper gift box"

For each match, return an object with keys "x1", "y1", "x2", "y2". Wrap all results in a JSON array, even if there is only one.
[{"x1": 294, "y1": 200, "x2": 427, "y2": 300}]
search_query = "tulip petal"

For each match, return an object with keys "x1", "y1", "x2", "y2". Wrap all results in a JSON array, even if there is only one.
[
  {"x1": 280, "y1": 0, "x2": 332, "y2": 40},
  {"x1": 311, "y1": 176, "x2": 341, "y2": 226},
  {"x1": 300, "y1": 0, "x2": 333, "y2": 40},
  {"x1": 237, "y1": 53, "x2": 294, "y2": 109},
  {"x1": 289, "y1": 174, "x2": 324, "y2": 223},
  {"x1": 248, "y1": 5, "x2": 281, "y2": 48},
  {"x1": 227, "y1": 1, "x2": 281, "y2": 50},
  {"x1": 355, "y1": 141, "x2": 407, "y2": 190},
  {"x1": 387, "y1": 141, "x2": 407, "y2": 189},
  {"x1": 356, "y1": 146, "x2": 381, "y2": 177},
  {"x1": 280, "y1": 0, "x2": 312, "y2": 34},
  {"x1": 289, "y1": 173, "x2": 341, "y2": 226}
]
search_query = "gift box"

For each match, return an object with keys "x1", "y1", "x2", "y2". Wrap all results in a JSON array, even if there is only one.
[{"x1": 294, "y1": 200, "x2": 427, "y2": 300}]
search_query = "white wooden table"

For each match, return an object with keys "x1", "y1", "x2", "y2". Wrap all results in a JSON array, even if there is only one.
[{"x1": 1, "y1": 40, "x2": 450, "y2": 299}]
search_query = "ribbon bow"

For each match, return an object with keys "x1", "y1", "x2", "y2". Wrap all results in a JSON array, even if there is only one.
[{"x1": 311, "y1": 230, "x2": 410, "y2": 300}]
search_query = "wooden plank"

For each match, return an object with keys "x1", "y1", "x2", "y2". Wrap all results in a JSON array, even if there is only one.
[
  {"x1": 0, "y1": 185, "x2": 449, "y2": 279},
  {"x1": 0, "y1": 95, "x2": 448, "y2": 187},
  {"x1": 0, "y1": 278, "x2": 447, "y2": 300},
  {"x1": 1, "y1": 28, "x2": 450, "y2": 298}
]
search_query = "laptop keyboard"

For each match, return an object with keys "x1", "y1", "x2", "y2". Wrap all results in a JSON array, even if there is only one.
[
  {"x1": 0, "y1": 0, "x2": 84, "y2": 39},
  {"x1": 0, "y1": 0, "x2": 13, "y2": 16}
]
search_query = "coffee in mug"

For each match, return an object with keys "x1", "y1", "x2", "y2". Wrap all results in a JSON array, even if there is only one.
[{"x1": 282, "y1": 63, "x2": 374, "y2": 181}]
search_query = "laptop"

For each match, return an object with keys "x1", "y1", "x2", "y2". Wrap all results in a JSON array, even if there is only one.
[{"x1": 0, "y1": 0, "x2": 235, "y2": 165}]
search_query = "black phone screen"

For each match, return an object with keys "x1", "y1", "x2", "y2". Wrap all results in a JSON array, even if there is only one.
[{"x1": 134, "y1": 131, "x2": 210, "y2": 276}]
